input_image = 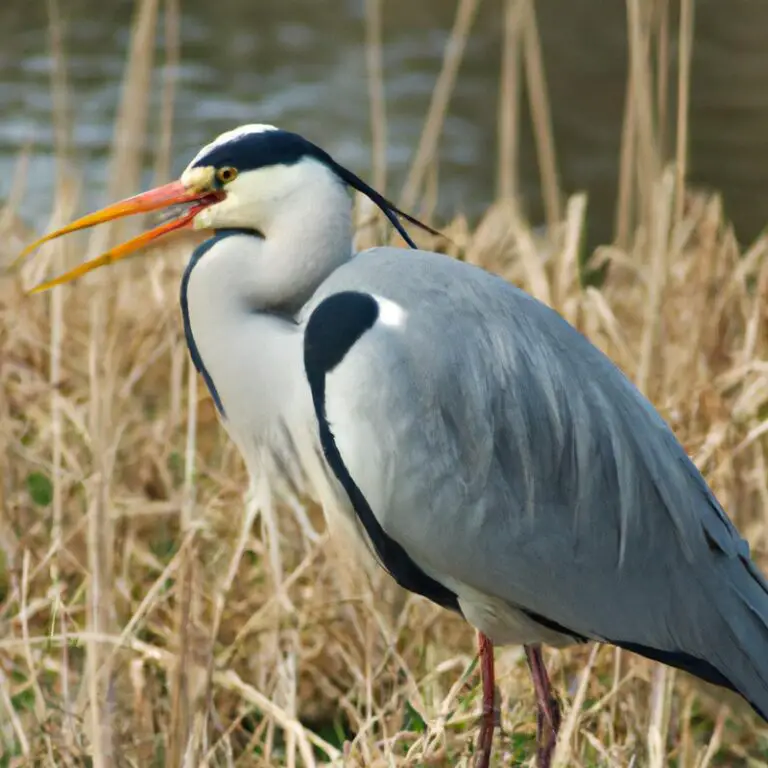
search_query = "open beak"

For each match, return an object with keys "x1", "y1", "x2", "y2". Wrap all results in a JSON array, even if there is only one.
[{"x1": 15, "y1": 170, "x2": 223, "y2": 294}]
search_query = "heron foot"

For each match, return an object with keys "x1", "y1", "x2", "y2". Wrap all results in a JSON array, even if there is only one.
[{"x1": 525, "y1": 644, "x2": 561, "y2": 768}]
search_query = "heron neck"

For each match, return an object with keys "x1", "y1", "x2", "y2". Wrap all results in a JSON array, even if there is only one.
[
  {"x1": 179, "y1": 187, "x2": 353, "y2": 421},
  {"x1": 260, "y1": 182, "x2": 354, "y2": 312}
]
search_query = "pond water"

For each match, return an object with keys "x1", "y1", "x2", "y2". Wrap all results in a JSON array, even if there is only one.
[{"x1": 0, "y1": 0, "x2": 766, "y2": 245}]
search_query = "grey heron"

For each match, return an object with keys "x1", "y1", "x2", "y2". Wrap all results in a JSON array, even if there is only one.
[{"x1": 18, "y1": 124, "x2": 768, "y2": 767}]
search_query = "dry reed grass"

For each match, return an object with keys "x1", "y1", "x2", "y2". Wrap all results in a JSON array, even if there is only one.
[{"x1": 1, "y1": 0, "x2": 768, "y2": 765}]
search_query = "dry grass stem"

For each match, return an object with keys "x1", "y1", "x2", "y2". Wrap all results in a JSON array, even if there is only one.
[
  {"x1": 497, "y1": 0, "x2": 525, "y2": 201},
  {"x1": 521, "y1": 0, "x2": 562, "y2": 232},
  {"x1": 365, "y1": 0, "x2": 387, "y2": 194},
  {"x1": 626, "y1": 0, "x2": 661, "y2": 234},
  {"x1": 552, "y1": 643, "x2": 599, "y2": 767},
  {"x1": 398, "y1": 0, "x2": 480, "y2": 212},
  {"x1": 675, "y1": 0, "x2": 695, "y2": 225},
  {"x1": 653, "y1": 0, "x2": 670, "y2": 159}
]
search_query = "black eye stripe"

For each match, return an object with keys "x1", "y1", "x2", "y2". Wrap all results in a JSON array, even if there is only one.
[{"x1": 193, "y1": 130, "x2": 321, "y2": 174}]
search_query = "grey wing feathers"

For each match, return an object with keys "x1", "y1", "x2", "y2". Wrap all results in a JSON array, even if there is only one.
[{"x1": 313, "y1": 247, "x2": 768, "y2": 719}]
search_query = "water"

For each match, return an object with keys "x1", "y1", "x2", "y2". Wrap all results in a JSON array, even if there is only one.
[{"x1": 1, "y1": 0, "x2": 767, "y2": 244}]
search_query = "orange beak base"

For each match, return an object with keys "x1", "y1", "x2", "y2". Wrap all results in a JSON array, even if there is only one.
[{"x1": 14, "y1": 181, "x2": 224, "y2": 294}]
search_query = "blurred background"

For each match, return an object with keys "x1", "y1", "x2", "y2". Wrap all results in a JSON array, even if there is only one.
[{"x1": 1, "y1": 0, "x2": 766, "y2": 245}]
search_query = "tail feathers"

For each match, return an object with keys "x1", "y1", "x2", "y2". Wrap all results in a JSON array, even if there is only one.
[
  {"x1": 669, "y1": 560, "x2": 768, "y2": 722},
  {"x1": 706, "y1": 558, "x2": 768, "y2": 721},
  {"x1": 615, "y1": 641, "x2": 741, "y2": 698},
  {"x1": 611, "y1": 559, "x2": 768, "y2": 722}
]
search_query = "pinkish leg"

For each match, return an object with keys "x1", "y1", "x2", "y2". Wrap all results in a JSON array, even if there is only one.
[
  {"x1": 474, "y1": 631, "x2": 499, "y2": 768},
  {"x1": 525, "y1": 644, "x2": 561, "y2": 768}
]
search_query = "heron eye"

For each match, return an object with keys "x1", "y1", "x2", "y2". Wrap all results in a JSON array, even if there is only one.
[{"x1": 216, "y1": 166, "x2": 238, "y2": 184}]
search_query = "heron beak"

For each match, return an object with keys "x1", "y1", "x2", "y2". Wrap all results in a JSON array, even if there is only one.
[{"x1": 15, "y1": 166, "x2": 222, "y2": 294}]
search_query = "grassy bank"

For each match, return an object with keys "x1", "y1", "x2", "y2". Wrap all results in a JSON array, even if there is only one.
[{"x1": 1, "y1": 0, "x2": 768, "y2": 765}]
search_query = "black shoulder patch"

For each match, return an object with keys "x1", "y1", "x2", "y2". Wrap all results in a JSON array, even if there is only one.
[
  {"x1": 304, "y1": 291, "x2": 379, "y2": 376},
  {"x1": 180, "y1": 228, "x2": 264, "y2": 417},
  {"x1": 304, "y1": 292, "x2": 461, "y2": 614}
]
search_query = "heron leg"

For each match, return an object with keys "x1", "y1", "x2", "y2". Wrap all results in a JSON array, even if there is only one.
[
  {"x1": 524, "y1": 644, "x2": 561, "y2": 768},
  {"x1": 474, "y1": 631, "x2": 499, "y2": 768}
]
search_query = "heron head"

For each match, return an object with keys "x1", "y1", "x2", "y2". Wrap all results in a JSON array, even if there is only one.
[
  {"x1": 15, "y1": 124, "x2": 440, "y2": 293},
  {"x1": 180, "y1": 124, "x2": 348, "y2": 233}
]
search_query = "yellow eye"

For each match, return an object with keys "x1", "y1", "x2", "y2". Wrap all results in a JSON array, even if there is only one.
[{"x1": 216, "y1": 166, "x2": 238, "y2": 184}]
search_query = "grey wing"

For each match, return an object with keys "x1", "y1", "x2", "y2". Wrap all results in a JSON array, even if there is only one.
[{"x1": 304, "y1": 247, "x2": 768, "y2": 719}]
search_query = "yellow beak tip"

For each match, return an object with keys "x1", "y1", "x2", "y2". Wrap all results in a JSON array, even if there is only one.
[{"x1": 13, "y1": 178, "x2": 215, "y2": 293}]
